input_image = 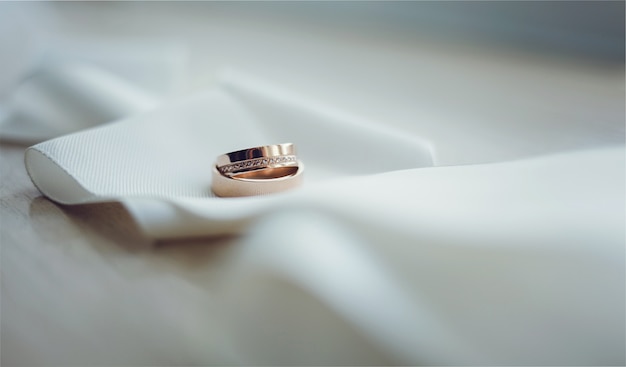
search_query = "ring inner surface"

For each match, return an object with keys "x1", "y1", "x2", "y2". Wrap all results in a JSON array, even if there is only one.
[{"x1": 232, "y1": 166, "x2": 298, "y2": 179}]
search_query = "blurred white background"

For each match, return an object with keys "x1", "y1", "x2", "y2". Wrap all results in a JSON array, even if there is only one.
[{"x1": 1, "y1": 1, "x2": 623, "y2": 163}]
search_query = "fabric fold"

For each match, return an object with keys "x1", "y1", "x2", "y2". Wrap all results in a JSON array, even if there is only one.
[
  {"x1": 218, "y1": 146, "x2": 625, "y2": 365},
  {"x1": 20, "y1": 71, "x2": 625, "y2": 365},
  {"x1": 25, "y1": 76, "x2": 434, "y2": 236}
]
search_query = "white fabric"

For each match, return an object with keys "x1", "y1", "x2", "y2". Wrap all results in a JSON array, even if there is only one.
[
  {"x1": 24, "y1": 72, "x2": 434, "y2": 230},
  {"x1": 1, "y1": 64, "x2": 158, "y2": 143},
  {"x1": 21, "y1": 70, "x2": 626, "y2": 365},
  {"x1": 0, "y1": 40, "x2": 186, "y2": 143}
]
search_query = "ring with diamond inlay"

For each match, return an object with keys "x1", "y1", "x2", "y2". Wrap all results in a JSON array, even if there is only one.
[
  {"x1": 216, "y1": 143, "x2": 296, "y2": 177},
  {"x1": 212, "y1": 143, "x2": 303, "y2": 197},
  {"x1": 211, "y1": 161, "x2": 304, "y2": 197}
]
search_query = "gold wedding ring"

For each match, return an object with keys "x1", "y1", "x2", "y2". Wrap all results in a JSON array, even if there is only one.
[{"x1": 212, "y1": 143, "x2": 304, "y2": 197}]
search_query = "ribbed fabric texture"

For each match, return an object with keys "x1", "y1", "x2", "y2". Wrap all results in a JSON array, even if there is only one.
[
  {"x1": 29, "y1": 90, "x2": 272, "y2": 199},
  {"x1": 27, "y1": 83, "x2": 433, "y2": 204}
]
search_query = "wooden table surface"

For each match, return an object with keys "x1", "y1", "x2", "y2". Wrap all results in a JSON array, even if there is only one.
[{"x1": 0, "y1": 141, "x2": 243, "y2": 366}]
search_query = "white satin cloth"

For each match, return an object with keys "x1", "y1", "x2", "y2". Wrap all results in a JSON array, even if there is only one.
[{"x1": 18, "y1": 68, "x2": 626, "y2": 365}]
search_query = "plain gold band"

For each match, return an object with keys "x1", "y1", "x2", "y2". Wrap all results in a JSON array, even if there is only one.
[{"x1": 211, "y1": 161, "x2": 304, "y2": 197}]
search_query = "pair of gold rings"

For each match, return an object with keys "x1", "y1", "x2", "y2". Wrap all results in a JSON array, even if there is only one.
[{"x1": 211, "y1": 143, "x2": 304, "y2": 197}]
